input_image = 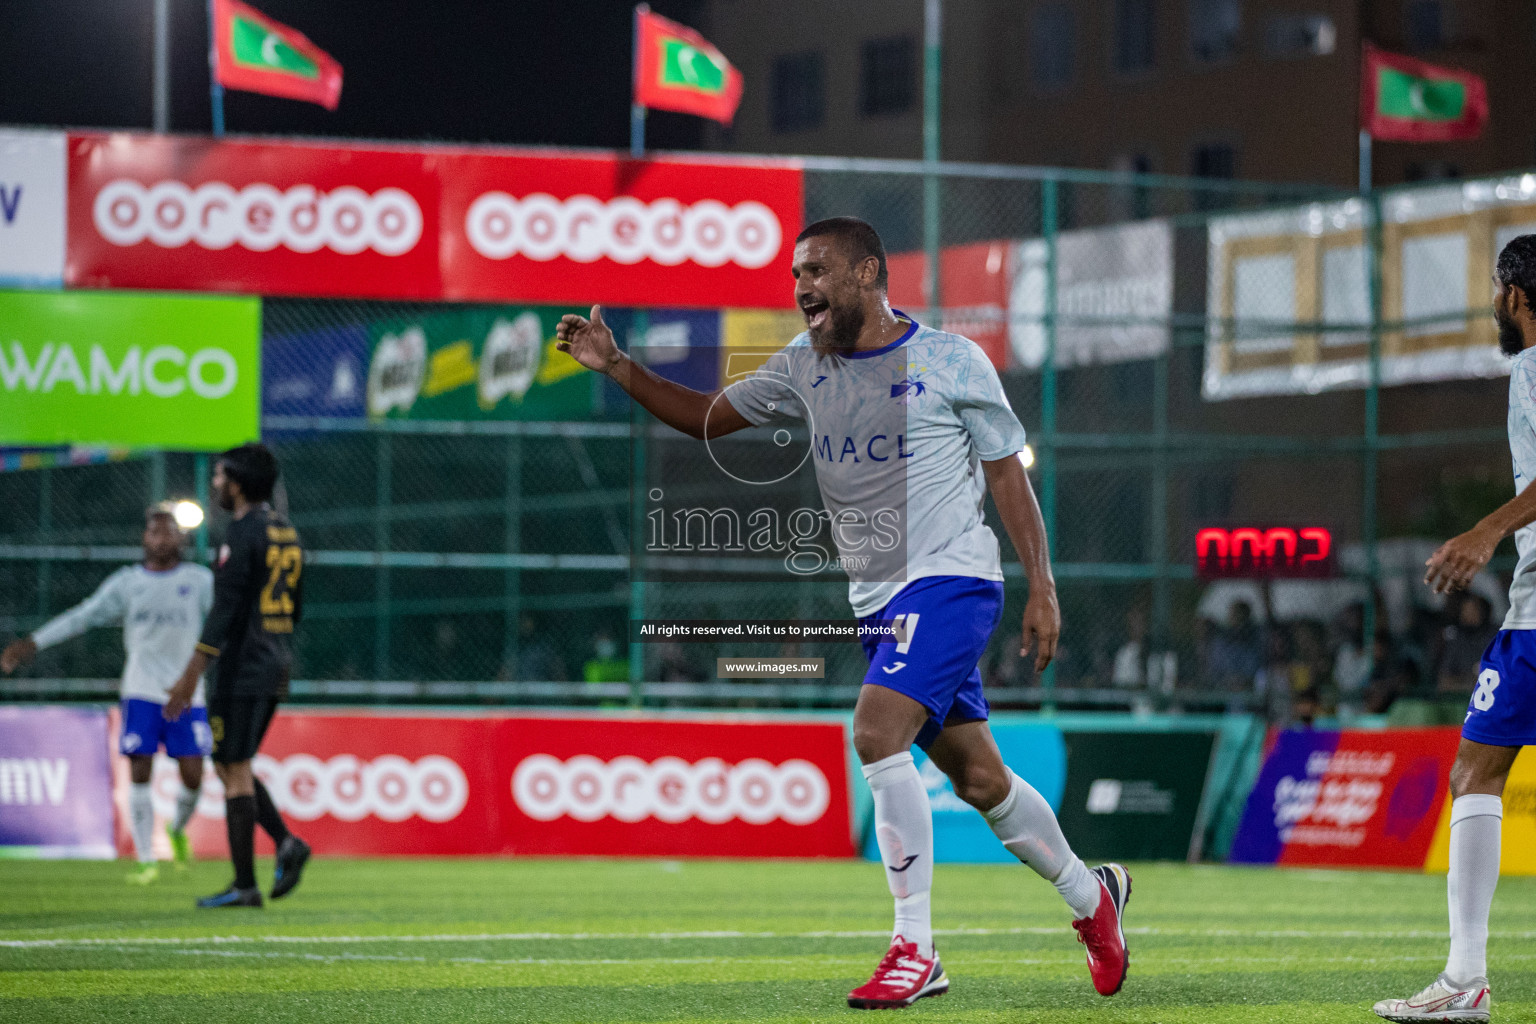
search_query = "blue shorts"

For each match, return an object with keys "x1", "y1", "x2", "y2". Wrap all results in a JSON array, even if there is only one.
[
  {"x1": 119, "y1": 698, "x2": 213, "y2": 759},
  {"x1": 859, "y1": 575, "x2": 1004, "y2": 751},
  {"x1": 1465, "y1": 630, "x2": 1536, "y2": 747}
]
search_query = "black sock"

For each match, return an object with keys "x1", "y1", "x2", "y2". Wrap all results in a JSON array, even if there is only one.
[
  {"x1": 252, "y1": 779, "x2": 292, "y2": 844},
  {"x1": 225, "y1": 795, "x2": 257, "y2": 890}
]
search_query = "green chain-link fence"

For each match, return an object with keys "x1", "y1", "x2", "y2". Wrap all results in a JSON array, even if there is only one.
[{"x1": 1, "y1": 158, "x2": 1524, "y2": 721}]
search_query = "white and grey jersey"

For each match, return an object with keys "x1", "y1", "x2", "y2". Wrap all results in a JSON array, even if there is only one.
[
  {"x1": 725, "y1": 316, "x2": 1028, "y2": 616},
  {"x1": 1505, "y1": 348, "x2": 1536, "y2": 628},
  {"x1": 31, "y1": 562, "x2": 214, "y2": 704}
]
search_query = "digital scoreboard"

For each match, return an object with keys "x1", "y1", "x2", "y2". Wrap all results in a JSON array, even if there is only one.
[{"x1": 1195, "y1": 526, "x2": 1334, "y2": 579}]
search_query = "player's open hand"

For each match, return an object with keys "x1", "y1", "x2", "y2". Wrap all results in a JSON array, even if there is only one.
[
  {"x1": 555, "y1": 305, "x2": 623, "y2": 376},
  {"x1": 1, "y1": 636, "x2": 36, "y2": 674},
  {"x1": 1425, "y1": 524, "x2": 1500, "y2": 594},
  {"x1": 1020, "y1": 587, "x2": 1060, "y2": 673},
  {"x1": 163, "y1": 677, "x2": 195, "y2": 720}
]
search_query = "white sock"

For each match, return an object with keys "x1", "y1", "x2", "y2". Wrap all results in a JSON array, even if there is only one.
[
  {"x1": 128, "y1": 782, "x2": 155, "y2": 864},
  {"x1": 982, "y1": 771, "x2": 1101, "y2": 919},
  {"x1": 172, "y1": 783, "x2": 201, "y2": 833},
  {"x1": 863, "y1": 751, "x2": 934, "y2": 956},
  {"x1": 1445, "y1": 794, "x2": 1502, "y2": 985}
]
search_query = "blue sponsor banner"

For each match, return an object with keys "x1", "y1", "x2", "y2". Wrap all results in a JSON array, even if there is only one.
[
  {"x1": 601, "y1": 308, "x2": 721, "y2": 414},
  {"x1": 1227, "y1": 729, "x2": 1341, "y2": 865},
  {"x1": 263, "y1": 325, "x2": 368, "y2": 419},
  {"x1": 0, "y1": 706, "x2": 116, "y2": 858},
  {"x1": 862, "y1": 721, "x2": 1067, "y2": 864}
]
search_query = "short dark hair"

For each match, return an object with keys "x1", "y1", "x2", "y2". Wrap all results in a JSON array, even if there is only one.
[
  {"x1": 1497, "y1": 234, "x2": 1536, "y2": 312},
  {"x1": 795, "y1": 216, "x2": 888, "y2": 289},
  {"x1": 219, "y1": 443, "x2": 279, "y2": 503}
]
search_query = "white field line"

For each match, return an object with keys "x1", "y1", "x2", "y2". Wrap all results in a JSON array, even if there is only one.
[{"x1": 2, "y1": 924, "x2": 1520, "y2": 950}]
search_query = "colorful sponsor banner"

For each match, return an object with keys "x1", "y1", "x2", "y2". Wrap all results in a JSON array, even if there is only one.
[
  {"x1": 862, "y1": 722, "x2": 1067, "y2": 864},
  {"x1": 1425, "y1": 741, "x2": 1536, "y2": 876},
  {"x1": 0, "y1": 290, "x2": 260, "y2": 449},
  {"x1": 1229, "y1": 727, "x2": 1460, "y2": 869},
  {"x1": 263, "y1": 324, "x2": 368, "y2": 419},
  {"x1": 366, "y1": 306, "x2": 593, "y2": 421},
  {"x1": 720, "y1": 308, "x2": 804, "y2": 384},
  {"x1": 0, "y1": 129, "x2": 67, "y2": 288},
  {"x1": 119, "y1": 710, "x2": 853, "y2": 858},
  {"x1": 0, "y1": 706, "x2": 116, "y2": 859},
  {"x1": 888, "y1": 241, "x2": 1011, "y2": 370},
  {"x1": 1054, "y1": 730, "x2": 1216, "y2": 862},
  {"x1": 1205, "y1": 178, "x2": 1536, "y2": 399},
  {"x1": 1011, "y1": 219, "x2": 1174, "y2": 368},
  {"x1": 67, "y1": 133, "x2": 801, "y2": 308},
  {"x1": 601, "y1": 307, "x2": 722, "y2": 414}
]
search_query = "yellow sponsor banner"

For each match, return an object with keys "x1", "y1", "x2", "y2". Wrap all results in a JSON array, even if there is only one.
[
  {"x1": 1424, "y1": 751, "x2": 1536, "y2": 875},
  {"x1": 720, "y1": 309, "x2": 803, "y2": 384}
]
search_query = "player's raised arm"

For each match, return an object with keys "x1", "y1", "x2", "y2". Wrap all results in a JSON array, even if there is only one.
[
  {"x1": 982, "y1": 452, "x2": 1061, "y2": 672},
  {"x1": 556, "y1": 304, "x2": 750, "y2": 440},
  {"x1": 2, "y1": 568, "x2": 130, "y2": 673}
]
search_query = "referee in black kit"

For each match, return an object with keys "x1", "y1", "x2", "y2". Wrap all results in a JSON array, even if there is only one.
[{"x1": 164, "y1": 443, "x2": 312, "y2": 908}]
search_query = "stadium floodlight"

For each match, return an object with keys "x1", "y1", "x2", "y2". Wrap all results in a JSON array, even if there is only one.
[
  {"x1": 172, "y1": 500, "x2": 205, "y2": 531},
  {"x1": 1019, "y1": 445, "x2": 1036, "y2": 470}
]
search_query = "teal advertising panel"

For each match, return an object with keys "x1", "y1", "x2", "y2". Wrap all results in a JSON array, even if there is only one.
[
  {"x1": 0, "y1": 290, "x2": 260, "y2": 449},
  {"x1": 365, "y1": 306, "x2": 595, "y2": 421}
]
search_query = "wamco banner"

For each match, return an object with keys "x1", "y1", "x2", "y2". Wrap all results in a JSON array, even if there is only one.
[{"x1": 0, "y1": 290, "x2": 260, "y2": 448}]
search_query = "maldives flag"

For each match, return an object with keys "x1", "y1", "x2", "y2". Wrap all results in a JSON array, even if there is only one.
[
  {"x1": 633, "y1": 8, "x2": 742, "y2": 125},
  {"x1": 212, "y1": 0, "x2": 343, "y2": 110},
  {"x1": 1361, "y1": 43, "x2": 1486, "y2": 142}
]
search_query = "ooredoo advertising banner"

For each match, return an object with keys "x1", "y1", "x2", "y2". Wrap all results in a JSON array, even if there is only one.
[
  {"x1": 121, "y1": 710, "x2": 853, "y2": 858},
  {"x1": 0, "y1": 706, "x2": 116, "y2": 859},
  {"x1": 1229, "y1": 727, "x2": 1460, "y2": 869},
  {"x1": 0, "y1": 289, "x2": 261, "y2": 449},
  {"x1": 66, "y1": 133, "x2": 802, "y2": 308}
]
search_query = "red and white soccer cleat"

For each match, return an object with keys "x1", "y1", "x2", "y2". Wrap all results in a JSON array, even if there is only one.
[
  {"x1": 1072, "y1": 863, "x2": 1132, "y2": 996},
  {"x1": 847, "y1": 937, "x2": 949, "y2": 1010}
]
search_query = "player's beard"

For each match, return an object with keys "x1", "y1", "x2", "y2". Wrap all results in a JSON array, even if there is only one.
[
  {"x1": 1497, "y1": 304, "x2": 1525, "y2": 356},
  {"x1": 810, "y1": 302, "x2": 866, "y2": 358}
]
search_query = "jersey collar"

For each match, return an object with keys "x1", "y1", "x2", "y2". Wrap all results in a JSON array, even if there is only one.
[{"x1": 846, "y1": 310, "x2": 919, "y2": 360}]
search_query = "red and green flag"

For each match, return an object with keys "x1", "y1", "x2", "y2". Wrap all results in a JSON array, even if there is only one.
[
  {"x1": 633, "y1": 7, "x2": 742, "y2": 125},
  {"x1": 1360, "y1": 43, "x2": 1486, "y2": 143},
  {"x1": 212, "y1": 0, "x2": 343, "y2": 111}
]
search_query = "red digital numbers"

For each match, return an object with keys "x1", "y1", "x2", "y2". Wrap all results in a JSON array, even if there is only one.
[{"x1": 1195, "y1": 527, "x2": 1333, "y2": 578}]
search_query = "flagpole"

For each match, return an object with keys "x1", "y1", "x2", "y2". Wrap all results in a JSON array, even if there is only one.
[
  {"x1": 153, "y1": 0, "x2": 171, "y2": 133},
  {"x1": 630, "y1": 4, "x2": 648, "y2": 157},
  {"x1": 1358, "y1": 128, "x2": 1371, "y2": 194},
  {"x1": 207, "y1": 0, "x2": 226, "y2": 137}
]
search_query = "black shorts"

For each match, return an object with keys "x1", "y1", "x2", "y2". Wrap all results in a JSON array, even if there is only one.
[{"x1": 208, "y1": 693, "x2": 279, "y2": 764}]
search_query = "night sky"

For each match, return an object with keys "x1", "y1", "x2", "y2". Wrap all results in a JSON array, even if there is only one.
[{"x1": 0, "y1": 0, "x2": 705, "y2": 150}]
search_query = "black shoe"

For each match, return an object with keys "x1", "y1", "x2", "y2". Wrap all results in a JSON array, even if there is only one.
[
  {"x1": 196, "y1": 884, "x2": 263, "y2": 908},
  {"x1": 271, "y1": 835, "x2": 311, "y2": 899}
]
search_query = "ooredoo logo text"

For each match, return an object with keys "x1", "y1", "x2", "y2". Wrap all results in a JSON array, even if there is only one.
[
  {"x1": 91, "y1": 179, "x2": 424, "y2": 256},
  {"x1": 466, "y1": 193, "x2": 781, "y2": 269},
  {"x1": 511, "y1": 754, "x2": 830, "y2": 825}
]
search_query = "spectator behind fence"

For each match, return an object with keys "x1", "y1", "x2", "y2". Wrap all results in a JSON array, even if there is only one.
[
  {"x1": 583, "y1": 630, "x2": 628, "y2": 684},
  {"x1": 1363, "y1": 632, "x2": 1422, "y2": 714},
  {"x1": 1111, "y1": 607, "x2": 1148, "y2": 689},
  {"x1": 511, "y1": 614, "x2": 567, "y2": 682},
  {"x1": 1203, "y1": 600, "x2": 1263, "y2": 693},
  {"x1": 1331, "y1": 602, "x2": 1371, "y2": 713},
  {"x1": 1435, "y1": 594, "x2": 1497, "y2": 696}
]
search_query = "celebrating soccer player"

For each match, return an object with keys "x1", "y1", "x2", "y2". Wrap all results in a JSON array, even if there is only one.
[
  {"x1": 1372, "y1": 235, "x2": 1536, "y2": 1023},
  {"x1": 2, "y1": 504, "x2": 213, "y2": 884},
  {"x1": 557, "y1": 217, "x2": 1131, "y2": 1008},
  {"x1": 164, "y1": 443, "x2": 311, "y2": 909}
]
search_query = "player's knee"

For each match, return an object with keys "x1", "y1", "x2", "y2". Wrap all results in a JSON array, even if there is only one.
[
  {"x1": 127, "y1": 756, "x2": 153, "y2": 785},
  {"x1": 949, "y1": 765, "x2": 1008, "y2": 810},
  {"x1": 1449, "y1": 757, "x2": 1507, "y2": 799},
  {"x1": 852, "y1": 723, "x2": 906, "y2": 764}
]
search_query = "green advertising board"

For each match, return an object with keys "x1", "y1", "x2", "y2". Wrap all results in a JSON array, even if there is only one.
[
  {"x1": 1055, "y1": 730, "x2": 1217, "y2": 862},
  {"x1": 365, "y1": 306, "x2": 593, "y2": 421},
  {"x1": 0, "y1": 290, "x2": 261, "y2": 449}
]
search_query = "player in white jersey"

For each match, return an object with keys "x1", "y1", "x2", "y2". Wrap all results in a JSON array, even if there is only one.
[
  {"x1": 557, "y1": 217, "x2": 1131, "y2": 1008},
  {"x1": 1373, "y1": 235, "x2": 1536, "y2": 1023},
  {"x1": 2, "y1": 504, "x2": 213, "y2": 884}
]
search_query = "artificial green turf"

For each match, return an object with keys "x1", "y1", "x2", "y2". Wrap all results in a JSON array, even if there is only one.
[{"x1": 2, "y1": 857, "x2": 1533, "y2": 1022}]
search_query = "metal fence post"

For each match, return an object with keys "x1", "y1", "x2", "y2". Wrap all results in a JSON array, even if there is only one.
[
  {"x1": 193, "y1": 453, "x2": 210, "y2": 562},
  {"x1": 1151, "y1": 349, "x2": 1171, "y2": 654},
  {"x1": 503, "y1": 435, "x2": 523, "y2": 681},
  {"x1": 1040, "y1": 176, "x2": 1059, "y2": 713},
  {"x1": 627, "y1": 401, "x2": 647, "y2": 707},
  {"x1": 36, "y1": 467, "x2": 51, "y2": 619},
  {"x1": 1362, "y1": 192, "x2": 1384, "y2": 659},
  {"x1": 374, "y1": 434, "x2": 392, "y2": 680},
  {"x1": 922, "y1": 0, "x2": 942, "y2": 322}
]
